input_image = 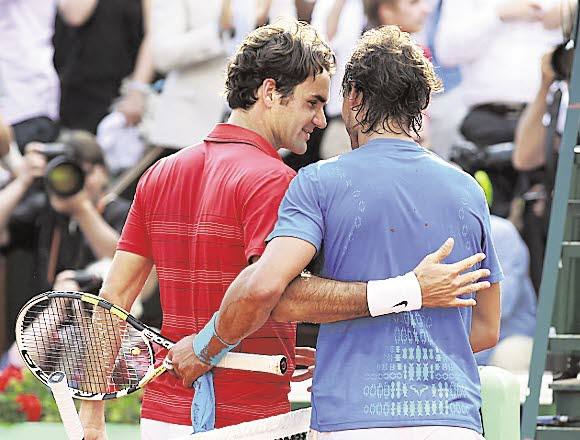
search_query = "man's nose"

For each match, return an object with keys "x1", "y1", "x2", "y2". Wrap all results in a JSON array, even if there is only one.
[{"x1": 314, "y1": 108, "x2": 327, "y2": 129}]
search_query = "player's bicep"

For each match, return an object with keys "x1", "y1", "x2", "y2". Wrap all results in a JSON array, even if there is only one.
[
  {"x1": 101, "y1": 250, "x2": 154, "y2": 310},
  {"x1": 253, "y1": 236, "x2": 318, "y2": 288}
]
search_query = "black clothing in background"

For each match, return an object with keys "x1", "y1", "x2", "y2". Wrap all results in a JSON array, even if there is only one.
[
  {"x1": 53, "y1": 0, "x2": 143, "y2": 133},
  {"x1": 3, "y1": 195, "x2": 130, "y2": 346}
]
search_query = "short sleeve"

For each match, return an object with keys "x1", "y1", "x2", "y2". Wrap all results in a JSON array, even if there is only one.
[
  {"x1": 117, "y1": 175, "x2": 153, "y2": 258},
  {"x1": 241, "y1": 170, "x2": 295, "y2": 261},
  {"x1": 476, "y1": 186, "x2": 504, "y2": 284},
  {"x1": 266, "y1": 165, "x2": 325, "y2": 252}
]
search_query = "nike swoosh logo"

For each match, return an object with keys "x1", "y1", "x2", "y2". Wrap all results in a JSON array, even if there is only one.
[{"x1": 394, "y1": 300, "x2": 408, "y2": 308}]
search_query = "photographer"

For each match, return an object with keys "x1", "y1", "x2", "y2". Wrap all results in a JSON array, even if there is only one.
[
  {"x1": 435, "y1": 0, "x2": 564, "y2": 218},
  {"x1": 0, "y1": 130, "x2": 131, "y2": 345}
]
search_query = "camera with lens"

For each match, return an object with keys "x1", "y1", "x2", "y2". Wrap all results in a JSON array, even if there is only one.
[{"x1": 38, "y1": 142, "x2": 85, "y2": 197}]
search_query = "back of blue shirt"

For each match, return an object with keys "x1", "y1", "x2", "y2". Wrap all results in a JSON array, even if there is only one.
[{"x1": 268, "y1": 139, "x2": 503, "y2": 433}]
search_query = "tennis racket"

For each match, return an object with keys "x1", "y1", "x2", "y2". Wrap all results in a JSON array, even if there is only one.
[
  {"x1": 15, "y1": 291, "x2": 288, "y2": 400},
  {"x1": 47, "y1": 371, "x2": 84, "y2": 440}
]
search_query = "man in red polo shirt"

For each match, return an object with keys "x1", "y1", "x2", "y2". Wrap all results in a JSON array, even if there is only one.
[{"x1": 80, "y1": 19, "x2": 489, "y2": 440}]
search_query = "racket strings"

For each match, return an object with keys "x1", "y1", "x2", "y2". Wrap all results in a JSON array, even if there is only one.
[{"x1": 20, "y1": 296, "x2": 151, "y2": 394}]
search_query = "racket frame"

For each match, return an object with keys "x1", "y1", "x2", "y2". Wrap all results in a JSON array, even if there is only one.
[{"x1": 16, "y1": 290, "x2": 171, "y2": 400}]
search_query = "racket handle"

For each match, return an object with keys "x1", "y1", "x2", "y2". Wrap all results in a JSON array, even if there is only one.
[
  {"x1": 163, "y1": 353, "x2": 288, "y2": 376},
  {"x1": 217, "y1": 352, "x2": 287, "y2": 375},
  {"x1": 48, "y1": 372, "x2": 84, "y2": 440}
]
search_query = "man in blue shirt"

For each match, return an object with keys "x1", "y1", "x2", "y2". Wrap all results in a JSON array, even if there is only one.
[
  {"x1": 261, "y1": 27, "x2": 502, "y2": 438},
  {"x1": 170, "y1": 23, "x2": 502, "y2": 439}
]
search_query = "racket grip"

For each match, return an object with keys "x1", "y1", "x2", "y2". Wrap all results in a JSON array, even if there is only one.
[
  {"x1": 48, "y1": 372, "x2": 84, "y2": 440},
  {"x1": 216, "y1": 352, "x2": 288, "y2": 375}
]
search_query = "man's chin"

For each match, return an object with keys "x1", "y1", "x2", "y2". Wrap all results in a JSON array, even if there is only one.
[{"x1": 287, "y1": 143, "x2": 308, "y2": 155}]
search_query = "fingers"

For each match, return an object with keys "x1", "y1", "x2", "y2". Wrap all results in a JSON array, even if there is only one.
[
  {"x1": 428, "y1": 238, "x2": 454, "y2": 263},
  {"x1": 291, "y1": 365, "x2": 315, "y2": 382},
  {"x1": 456, "y1": 281, "x2": 491, "y2": 296},
  {"x1": 452, "y1": 253, "x2": 486, "y2": 273},
  {"x1": 295, "y1": 347, "x2": 316, "y2": 365},
  {"x1": 457, "y1": 268, "x2": 491, "y2": 286},
  {"x1": 452, "y1": 298, "x2": 477, "y2": 308}
]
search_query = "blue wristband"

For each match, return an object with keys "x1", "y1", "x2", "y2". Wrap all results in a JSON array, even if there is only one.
[{"x1": 193, "y1": 312, "x2": 239, "y2": 366}]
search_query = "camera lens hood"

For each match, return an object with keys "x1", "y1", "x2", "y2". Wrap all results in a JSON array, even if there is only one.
[{"x1": 44, "y1": 156, "x2": 85, "y2": 197}]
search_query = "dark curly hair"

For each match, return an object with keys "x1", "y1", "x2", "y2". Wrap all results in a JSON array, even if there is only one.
[
  {"x1": 341, "y1": 25, "x2": 442, "y2": 138},
  {"x1": 225, "y1": 19, "x2": 335, "y2": 110}
]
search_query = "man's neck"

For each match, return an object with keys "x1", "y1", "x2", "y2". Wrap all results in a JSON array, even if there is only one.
[
  {"x1": 227, "y1": 109, "x2": 278, "y2": 149},
  {"x1": 359, "y1": 130, "x2": 414, "y2": 146}
]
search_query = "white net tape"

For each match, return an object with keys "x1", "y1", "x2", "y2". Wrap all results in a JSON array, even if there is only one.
[{"x1": 177, "y1": 408, "x2": 312, "y2": 440}]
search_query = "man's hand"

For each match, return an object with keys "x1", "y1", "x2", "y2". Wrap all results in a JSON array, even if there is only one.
[
  {"x1": 291, "y1": 347, "x2": 315, "y2": 386},
  {"x1": 53, "y1": 270, "x2": 81, "y2": 291},
  {"x1": 414, "y1": 238, "x2": 490, "y2": 308},
  {"x1": 79, "y1": 401, "x2": 108, "y2": 440},
  {"x1": 14, "y1": 143, "x2": 47, "y2": 186},
  {"x1": 49, "y1": 189, "x2": 91, "y2": 217},
  {"x1": 116, "y1": 90, "x2": 146, "y2": 126},
  {"x1": 166, "y1": 334, "x2": 212, "y2": 388}
]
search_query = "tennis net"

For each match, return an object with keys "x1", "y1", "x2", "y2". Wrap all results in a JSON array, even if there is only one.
[{"x1": 184, "y1": 408, "x2": 311, "y2": 440}]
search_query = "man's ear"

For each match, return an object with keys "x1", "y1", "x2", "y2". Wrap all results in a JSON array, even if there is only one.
[
  {"x1": 257, "y1": 78, "x2": 278, "y2": 108},
  {"x1": 347, "y1": 84, "x2": 363, "y2": 109}
]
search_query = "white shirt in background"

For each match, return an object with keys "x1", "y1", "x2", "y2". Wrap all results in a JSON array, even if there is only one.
[
  {"x1": 435, "y1": 0, "x2": 562, "y2": 108},
  {"x1": 0, "y1": 0, "x2": 60, "y2": 125},
  {"x1": 224, "y1": 0, "x2": 297, "y2": 56},
  {"x1": 311, "y1": 0, "x2": 365, "y2": 118}
]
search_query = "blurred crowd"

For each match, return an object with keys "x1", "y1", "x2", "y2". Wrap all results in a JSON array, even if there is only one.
[{"x1": 0, "y1": 0, "x2": 577, "y2": 374}]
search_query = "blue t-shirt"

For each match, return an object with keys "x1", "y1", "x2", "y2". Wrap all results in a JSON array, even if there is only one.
[{"x1": 268, "y1": 139, "x2": 503, "y2": 433}]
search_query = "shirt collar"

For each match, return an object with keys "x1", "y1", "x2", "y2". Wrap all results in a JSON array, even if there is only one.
[{"x1": 205, "y1": 123, "x2": 281, "y2": 161}]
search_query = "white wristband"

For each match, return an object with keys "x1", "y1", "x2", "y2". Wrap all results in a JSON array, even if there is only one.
[{"x1": 367, "y1": 272, "x2": 422, "y2": 317}]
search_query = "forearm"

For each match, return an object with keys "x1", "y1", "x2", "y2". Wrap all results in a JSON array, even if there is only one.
[
  {"x1": 271, "y1": 274, "x2": 368, "y2": 323},
  {"x1": 469, "y1": 283, "x2": 501, "y2": 352},
  {"x1": 513, "y1": 82, "x2": 551, "y2": 170},
  {"x1": 326, "y1": 0, "x2": 347, "y2": 41},
  {"x1": 469, "y1": 317, "x2": 496, "y2": 353},
  {"x1": 74, "y1": 201, "x2": 120, "y2": 259},
  {"x1": 216, "y1": 264, "x2": 284, "y2": 344},
  {"x1": 0, "y1": 178, "x2": 30, "y2": 230}
]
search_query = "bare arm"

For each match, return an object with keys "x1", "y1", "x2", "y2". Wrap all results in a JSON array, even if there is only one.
[
  {"x1": 470, "y1": 282, "x2": 501, "y2": 353},
  {"x1": 79, "y1": 250, "x2": 153, "y2": 439},
  {"x1": 272, "y1": 237, "x2": 491, "y2": 323},
  {"x1": 326, "y1": 0, "x2": 347, "y2": 41},
  {"x1": 218, "y1": 236, "x2": 489, "y2": 340},
  {"x1": 513, "y1": 52, "x2": 554, "y2": 171},
  {"x1": 57, "y1": 0, "x2": 98, "y2": 27},
  {"x1": 49, "y1": 192, "x2": 120, "y2": 260}
]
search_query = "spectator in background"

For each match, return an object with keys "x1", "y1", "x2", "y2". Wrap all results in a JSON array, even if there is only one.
[
  {"x1": 475, "y1": 214, "x2": 536, "y2": 372},
  {"x1": 309, "y1": 0, "x2": 365, "y2": 163},
  {"x1": 424, "y1": 0, "x2": 465, "y2": 159},
  {"x1": 54, "y1": 0, "x2": 155, "y2": 133},
  {"x1": 145, "y1": 0, "x2": 226, "y2": 149},
  {"x1": 0, "y1": 0, "x2": 101, "y2": 149},
  {"x1": 0, "y1": 131, "x2": 130, "y2": 346},
  {"x1": 435, "y1": 0, "x2": 562, "y2": 218}
]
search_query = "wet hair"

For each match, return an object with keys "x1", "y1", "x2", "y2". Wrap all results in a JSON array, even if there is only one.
[
  {"x1": 225, "y1": 19, "x2": 335, "y2": 110},
  {"x1": 341, "y1": 25, "x2": 442, "y2": 138}
]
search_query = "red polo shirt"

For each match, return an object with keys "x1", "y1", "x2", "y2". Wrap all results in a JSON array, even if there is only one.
[{"x1": 118, "y1": 124, "x2": 297, "y2": 427}]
